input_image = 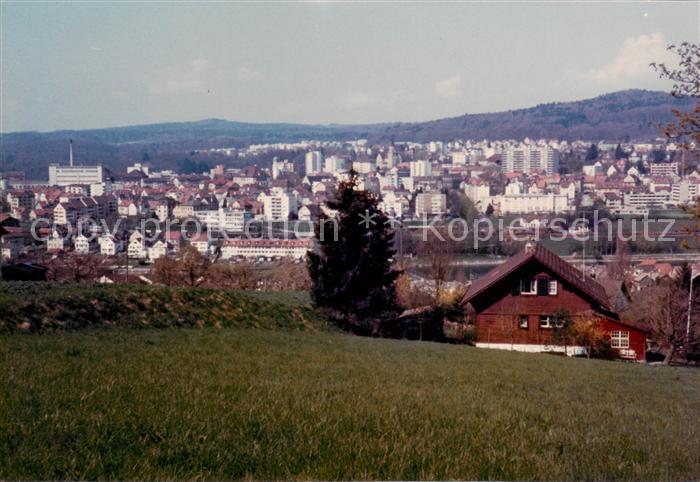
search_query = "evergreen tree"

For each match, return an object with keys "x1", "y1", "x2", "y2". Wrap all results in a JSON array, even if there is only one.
[
  {"x1": 585, "y1": 143, "x2": 599, "y2": 161},
  {"x1": 636, "y1": 159, "x2": 646, "y2": 174},
  {"x1": 614, "y1": 144, "x2": 625, "y2": 160},
  {"x1": 308, "y1": 171, "x2": 400, "y2": 326}
]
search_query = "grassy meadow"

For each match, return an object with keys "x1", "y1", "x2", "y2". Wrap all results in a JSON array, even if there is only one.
[
  {"x1": 0, "y1": 283, "x2": 320, "y2": 332},
  {"x1": 2, "y1": 327, "x2": 699, "y2": 480}
]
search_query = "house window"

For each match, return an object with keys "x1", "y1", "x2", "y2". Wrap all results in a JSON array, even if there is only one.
[
  {"x1": 539, "y1": 315, "x2": 552, "y2": 329},
  {"x1": 511, "y1": 282, "x2": 520, "y2": 295},
  {"x1": 518, "y1": 315, "x2": 529, "y2": 329},
  {"x1": 520, "y1": 277, "x2": 536, "y2": 295},
  {"x1": 537, "y1": 278, "x2": 549, "y2": 296},
  {"x1": 611, "y1": 330, "x2": 630, "y2": 349},
  {"x1": 548, "y1": 279, "x2": 557, "y2": 295}
]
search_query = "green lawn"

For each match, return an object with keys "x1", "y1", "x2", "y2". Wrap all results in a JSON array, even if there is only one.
[
  {"x1": 0, "y1": 283, "x2": 320, "y2": 332},
  {"x1": 243, "y1": 290, "x2": 312, "y2": 307},
  {"x1": 2, "y1": 328, "x2": 699, "y2": 480}
]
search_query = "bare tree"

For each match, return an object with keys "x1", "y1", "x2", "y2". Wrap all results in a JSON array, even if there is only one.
[
  {"x1": 151, "y1": 256, "x2": 181, "y2": 286},
  {"x1": 419, "y1": 231, "x2": 455, "y2": 307},
  {"x1": 448, "y1": 190, "x2": 479, "y2": 224},
  {"x1": 607, "y1": 238, "x2": 632, "y2": 282},
  {"x1": 646, "y1": 285, "x2": 690, "y2": 364},
  {"x1": 54, "y1": 253, "x2": 103, "y2": 283},
  {"x1": 652, "y1": 44, "x2": 700, "y2": 250},
  {"x1": 269, "y1": 261, "x2": 310, "y2": 291},
  {"x1": 652, "y1": 42, "x2": 700, "y2": 147},
  {"x1": 179, "y1": 245, "x2": 211, "y2": 287},
  {"x1": 629, "y1": 265, "x2": 700, "y2": 364},
  {"x1": 151, "y1": 246, "x2": 212, "y2": 287},
  {"x1": 208, "y1": 262, "x2": 259, "y2": 290}
]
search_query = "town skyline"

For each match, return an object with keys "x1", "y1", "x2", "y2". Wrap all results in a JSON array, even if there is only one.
[{"x1": 2, "y1": 3, "x2": 700, "y2": 479}]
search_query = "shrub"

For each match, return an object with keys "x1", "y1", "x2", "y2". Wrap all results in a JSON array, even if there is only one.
[{"x1": 0, "y1": 293, "x2": 20, "y2": 333}]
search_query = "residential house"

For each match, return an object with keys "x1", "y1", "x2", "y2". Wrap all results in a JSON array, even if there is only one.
[
  {"x1": 46, "y1": 230, "x2": 65, "y2": 252},
  {"x1": 189, "y1": 233, "x2": 211, "y2": 255},
  {"x1": 118, "y1": 200, "x2": 139, "y2": 217},
  {"x1": 127, "y1": 231, "x2": 146, "y2": 259},
  {"x1": 147, "y1": 239, "x2": 168, "y2": 262},
  {"x1": 99, "y1": 235, "x2": 121, "y2": 256},
  {"x1": 73, "y1": 233, "x2": 92, "y2": 254},
  {"x1": 460, "y1": 243, "x2": 647, "y2": 361}
]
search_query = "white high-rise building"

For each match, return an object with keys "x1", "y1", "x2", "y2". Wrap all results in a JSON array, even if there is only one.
[
  {"x1": 451, "y1": 151, "x2": 468, "y2": 166},
  {"x1": 415, "y1": 192, "x2": 446, "y2": 217},
  {"x1": 410, "y1": 160, "x2": 432, "y2": 178},
  {"x1": 503, "y1": 145, "x2": 559, "y2": 174},
  {"x1": 352, "y1": 160, "x2": 376, "y2": 174},
  {"x1": 305, "y1": 151, "x2": 323, "y2": 175},
  {"x1": 272, "y1": 158, "x2": 294, "y2": 179},
  {"x1": 649, "y1": 162, "x2": 679, "y2": 178},
  {"x1": 428, "y1": 141, "x2": 443, "y2": 154},
  {"x1": 462, "y1": 180, "x2": 491, "y2": 209},
  {"x1": 324, "y1": 155, "x2": 346, "y2": 174},
  {"x1": 194, "y1": 208, "x2": 252, "y2": 232},
  {"x1": 671, "y1": 180, "x2": 700, "y2": 204},
  {"x1": 263, "y1": 189, "x2": 298, "y2": 220}
]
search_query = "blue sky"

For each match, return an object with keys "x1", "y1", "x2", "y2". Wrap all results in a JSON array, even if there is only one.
[{"x1": 1, "y1": 2, "x2": 698, "y2": 132}]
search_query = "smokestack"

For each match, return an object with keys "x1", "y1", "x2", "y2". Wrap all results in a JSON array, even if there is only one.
[{"x1": 69, "y1": 139, "x2": 74, "y2": 167}]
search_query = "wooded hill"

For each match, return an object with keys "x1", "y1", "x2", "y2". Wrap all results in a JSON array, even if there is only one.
[{"x1": 1, "y1": 89, "x2": 692, "y2": 179}]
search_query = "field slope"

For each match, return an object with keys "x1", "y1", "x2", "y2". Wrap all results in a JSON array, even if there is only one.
[
  {"x1": 2, "y1": 328, "x2": 699, "y2": 480},
  {"x1": 0, "y1": 283, "x2": 319, "y2": 332}
]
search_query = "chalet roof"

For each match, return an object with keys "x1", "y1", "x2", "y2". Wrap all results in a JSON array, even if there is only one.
[
  {"x1": 597, "y1": 278, "x2": 630, "y2": 302},
  {"x1": 460, "y1": 243, "x2": 612, "y2": 312},
  {"x1": 0, "y1": 213, "x2": 19, "y2": 224}
]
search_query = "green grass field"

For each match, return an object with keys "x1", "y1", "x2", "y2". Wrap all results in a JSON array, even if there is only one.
[
  {"x1": 0, "y1": 283, "x2": 321, "y2": 332},
  {"x1": 2, "y1": 328, "x2": 699, "y2": 480}
]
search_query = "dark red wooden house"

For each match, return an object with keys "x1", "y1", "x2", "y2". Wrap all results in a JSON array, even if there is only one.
[{"x1": 460, "y1": 243, "x2": 647, "y2": 361}]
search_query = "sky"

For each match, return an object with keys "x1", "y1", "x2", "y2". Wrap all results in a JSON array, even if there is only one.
[{"x1": 1, "y1": 1, "x2": 698, "y2": 133}]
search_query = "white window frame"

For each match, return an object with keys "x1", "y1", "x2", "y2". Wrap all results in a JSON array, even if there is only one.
[
  {"x1": 521, "y1": 277, "x2": 537, "y2": 295},
  {"x1": 518, "y1": 315, "x2": 529, "y2": 329},
  {"x1": 610, "y1": 330, "x2": 630, "y2": 349},
  {"x1": 539, "y1": 315, "x2": 552, "y2": 329},
  {"x1": 548, "y1": 279, "x2": 557, "y2": 295}
]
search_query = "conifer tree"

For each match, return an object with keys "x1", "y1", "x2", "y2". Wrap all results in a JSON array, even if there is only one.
[
  {"x1": 615, "y1": 144, "x2": 625, "y2": 160},
  {"x1": 585, "y1": 143, "x2": 599, "y2": 161},
  {"x1": 308, "y1": 171, "x2": 400, "y2": 326}
]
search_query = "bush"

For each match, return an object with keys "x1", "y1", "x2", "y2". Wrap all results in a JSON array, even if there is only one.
[
  {"x1": 0, "y1": 293, "x2": 20, "y2": 333},
  {"x1": 589, "y1": 337, "x2": 620, "y2": 361}
]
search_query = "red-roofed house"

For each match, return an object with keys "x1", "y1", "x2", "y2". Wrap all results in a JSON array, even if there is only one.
[{"x1": 460, "y1": 242, "x2": 647, "y2": 361}]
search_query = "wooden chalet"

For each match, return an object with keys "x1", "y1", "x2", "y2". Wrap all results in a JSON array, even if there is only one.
[{"x1": 460, "y1": 242, "x2": 647, "y2": 361}]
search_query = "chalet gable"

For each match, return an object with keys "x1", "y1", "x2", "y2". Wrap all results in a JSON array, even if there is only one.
[{"x1": 461, "y1": 243, "x2": 613, "y2": 315}]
